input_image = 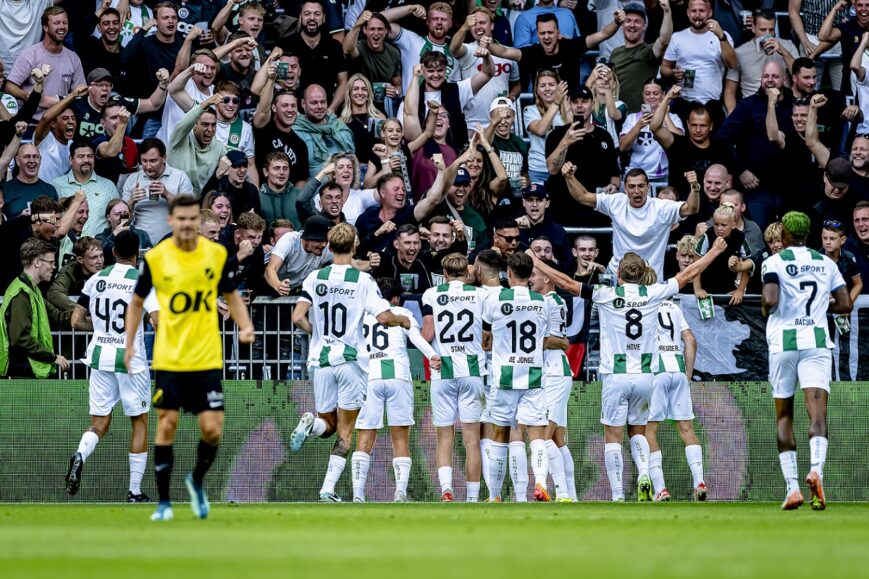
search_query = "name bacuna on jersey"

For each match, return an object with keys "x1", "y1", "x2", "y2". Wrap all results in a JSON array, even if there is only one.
[
  {"x1": 761, "y1": 247, "x2": 846, "y2": 352},
  {"x1": 544, "y1": 291, "x2": 572, "y2": 378},
  {"x1": 483, "y1": 287, "x2": 551, "y2": 390},
  {"x1": 594, "y1": 279, "x2": 679, "y2": 374},
  {"x1": 363, "y1": 307, "x2": 437, "y2": 381},
  {"x1": 299, "y1": 265, "x2": 391, "y2": 369},
  {"x1": 654, "y1": 300, "x2": 690, "y2": 373},
  {"x1": 421, "y1": 281, "x2": 487, "y2": 380},
  {"x1": 80, "y1": 264, "x2": 159, "y2": 374}
]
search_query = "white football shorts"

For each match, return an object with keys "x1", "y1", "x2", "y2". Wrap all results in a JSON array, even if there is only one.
[
  {"x1": 313, "y1": 362, "x2": 367, "y2": 413},
  {"x1": 769, "y1": 348, "x2": 832, "y2": 399},
  {"x1": 489, "y1": 387, "x2": 548, "y2": 428},
  {"x1": 431, "y1": 377, "x2": 484, "y2": 427},
  {"x1": 543, "y1": 375, "x2": 572, "y2": 428},
  {"x1": 649, "y1": 372, "x2": 695, "y2": 422},
  {"x1": 600, "y1": 373, "x2": 654, "y2": 427},
  {"x1": 355, "y1": 378, "x2": 415, "y2": 429},
  {"x1": 89, "y1": 368, "x2": 151, "y2": 417}
]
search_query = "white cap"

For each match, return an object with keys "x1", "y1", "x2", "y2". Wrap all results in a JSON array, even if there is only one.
[{"x1": 489, "y1": 96, "x2": 513, "y2": 113}]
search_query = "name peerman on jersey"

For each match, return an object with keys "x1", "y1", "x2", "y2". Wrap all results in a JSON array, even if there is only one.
[
  {"x1": 421, "y1": 281, "x2": 487, "y2": 380},
  {"x1": 483, "y1": 287, "x2": 550, "y2": 390},
  {"x1": 761, "y1": 246, "x2": 846, "y2": 352},
  {"x1": 80, "y1": 264, "x2": 159, "y2": 374},
  {"x1": 363, "y1": 306, "x2": 437, "y2": 382},
  {"x1": 544, "y1": 291, "x2": 572, "y2": 378},
  {"x1": 653, "y1": 300, "x2": 691, "y2": 374},
  {"x1": 594, "y1": 279, "x2": 679, "y2": 374},
  {"x1": 299, "y1": 265, "x2": 391, "y2": 369}
]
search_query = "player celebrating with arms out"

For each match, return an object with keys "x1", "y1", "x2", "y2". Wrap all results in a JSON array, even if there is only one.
[
  {"x1": 66, "y1": 231, "x2": 160, "y2": 502},
  {"x1": 528, "y1": 224, "x2": 727, "y2": 502},
  {"x1": 421, "y1": 253, "x2": 488, "y2": 502},
  {"x1": 528, "y1": 259, "x2": 576, "y2": 502},
  {"x1": 351, "y1": 278, "x2": 441, "y2": 503},
  {"x1": 761, "y1": 212, "x2": 851, "y2": 511},
  {"x1": 291, "y1": 223, "x2": 411, "y2": 503},
  {"x1": 125, "y1": 196, "x2": 255, "y2": 522},
  {"x1": 482, "y1": 253, "x2": 567, "y2": 503}
]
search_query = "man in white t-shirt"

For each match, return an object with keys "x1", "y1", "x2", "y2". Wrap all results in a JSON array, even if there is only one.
[
  {"x1": 383, "y1": 2, "x2": 461, "y2": 93},
  {"x1": 449, "y1": 7, "x2": 521, "y2": 132},
  {"x1": 561, "y1": 162, "x2": 699, "y2": 278},
  {"x1": 213, "y1": 79, "x2": 257, "y2": 187},
  {"x1": 660, "y1": 0, "x2": 736, "y2": 126},
  {"x1": 159, "y1": 52, "x2": 217, "y2": 145}
]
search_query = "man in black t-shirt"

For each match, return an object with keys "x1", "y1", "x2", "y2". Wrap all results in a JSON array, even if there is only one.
[
  {"x1": 252, "y1": 73, "x2": 310, "y2": 189},
  {"x1": 484, "y1": 12, "x2": 622, "y2": 91},
  {"x1": 652, "y1": 85, "x2": 730, "y2": 199}
]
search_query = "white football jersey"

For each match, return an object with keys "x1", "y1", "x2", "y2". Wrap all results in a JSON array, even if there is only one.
[
  {"x1": 421, "y1": 280, "x2": 487, "y2": 380},
  {"x1": 594, "y1": 279, "x2": 679, "y2": 374},
  {"x1": 653, "y1": 300, "x2": 691, "y2": 374},
  {"x1": 544, "y1": 291, "x2": 572, "y2": 378},
  {"x1": 761, "y1": 246, "x2": 846, "y2": 353},
  {"x1": 363, "y1": 306, "x2": 437, "y2": 382},
  {"x1": 482, "y1": 286, "x2": 551, "y2": 390},
  {"x1": 299, "y1": 265, "x2": 391, "y2": 369},
  {"x1": 81, "y1": 263, "x2": 159, "y2": 374}
]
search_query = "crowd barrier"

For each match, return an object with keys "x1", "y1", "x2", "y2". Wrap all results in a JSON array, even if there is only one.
[{"x1": 1, "y1": 379, "x2": 867, "y2": 503}]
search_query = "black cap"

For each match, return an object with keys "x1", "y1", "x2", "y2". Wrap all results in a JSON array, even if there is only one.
[
  {"x1": 522, "y1": 183, "x2": 549, "y2": 199},
  {"x1": 86, "y1": 67, "x2": 113, "y2": 85},
  {"x1": 623, "y1": 3, "x2": 647, "y2": 20},
  {"x1": 570, "y1": 86, "x2": 594, "y2": 101},
  {"x1": 226, "y1": 150, "x2": 247, "y2": 168},
  {"x1": 826, "y1": 157, "x2": 852, "y2": 189},
  {"x1": 300, "y1": 214, "x2": 331, "y2": 241}
]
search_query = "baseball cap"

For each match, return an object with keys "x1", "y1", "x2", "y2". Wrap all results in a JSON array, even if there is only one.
[
  {"x1": 300, "y1": 215, "x2": 331, "y2": 241},
  {"x1": 489, "y1": 96, "x2": 513, "y2": 114},
  {"x1": 523, "y1": 183, "x2": 549, "y2": 199},
  {"x1": 87, "y1": 68, "x2": 113, "y2": 85},
  {"x1": 623, "y1": 3, "x2": 647, "y2": 20},
  {"x1": 826, "y1": 157, "x2": 852, "y2": 189},
  {"x1": 570, "y1": 86, "x2": 594, "y2": 101},
  {"x1": 455, "y1": 167, "x2": 471, "y2": 185},
  {"x1": 226, "y1": 150, "x2": 247, "y2": 168}
]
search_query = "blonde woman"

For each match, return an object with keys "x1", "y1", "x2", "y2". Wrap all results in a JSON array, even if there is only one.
[
  {"x1": 524, "y1": 70, "x2": 571, "y2": 184},
  {"x1": 586, "y1": 64, "x2": 626, "y2": 144},
  {"x1": 298, "y1": 152, "x2": 382, "y2": 225},
  {"x1": 339, "y1": 73, "x2": 387, "y2": 171}
]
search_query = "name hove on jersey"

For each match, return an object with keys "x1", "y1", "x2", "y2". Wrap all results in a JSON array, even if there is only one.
[{"x1": 627, "y1": 343, "x2": 641, "y2": 351}]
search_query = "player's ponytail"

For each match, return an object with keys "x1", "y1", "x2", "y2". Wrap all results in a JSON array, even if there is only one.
[
  {"x1": 618, "y1": 252, "x2": 646, "y2": 284},
  {"x1": 639, "y1": 264, "x2": 658, "y2": 285}
]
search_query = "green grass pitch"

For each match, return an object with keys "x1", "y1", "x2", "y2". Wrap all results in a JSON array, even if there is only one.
[{"x1": 2, "y1": 503, "x2": 868, "y2": 578}]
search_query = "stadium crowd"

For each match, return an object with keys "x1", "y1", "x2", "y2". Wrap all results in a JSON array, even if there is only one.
[{"x1": 1, "y1": 0, "x2": 869, "y2": 379}]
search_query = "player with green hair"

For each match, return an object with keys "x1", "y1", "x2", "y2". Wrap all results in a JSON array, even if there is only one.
[{"x1": 761, "y1": 211, "x2": 851, "y2": 510}]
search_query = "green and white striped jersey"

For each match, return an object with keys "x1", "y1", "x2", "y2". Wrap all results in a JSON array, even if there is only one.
[
  {"x1": 594, "y1": 279, "x2": 678, "y2": 375},
  {"x1": 482, "y1": 286, "x2": 551, "y2": 390},
  {"x1": 363, "y1": 306, "x2": 437, "y2": 382},
  {"x1": 653, "y1": 300, "x2": 691, "y2": 374},
  {"x1": 761, "y1": 246, "x2": 845, "y2": 353},
  {"x1": 299, "y1": 265, "x2": 391, "y2": 369},
  {"x1": 80, "y1": 264, "x2": 159, "y2": 374},
  {"x1": 421, "y1": 280, "x2": 487, "y2": 380},
  {"x1": 544, "y1": 291, "x2": 572, "y2": 378}
]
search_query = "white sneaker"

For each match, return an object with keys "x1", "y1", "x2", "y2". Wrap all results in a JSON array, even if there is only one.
[
  {"x1": 394, "y1": 490, "x2": 408, "y2": 503},
  {"x1": 290, "y1": 412, "x2": 314, "y2": 453}
]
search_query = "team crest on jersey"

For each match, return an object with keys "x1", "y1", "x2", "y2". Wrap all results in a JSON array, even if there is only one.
[
  {"x1": 96, "y1": 280, "x2": 107, "y2": 292},
  {"x1": 501, "y1": 303, "x2": 513, "y2": 315},
  {"x1": 316, "y1": 283, "x2": 328, "y2": 296},
  {"x1": 179, "y1": 7, "x2": 189, "y2": 18},
  {"x1": 204, "y1": 268, "x2": 215, "y2": 280},
  {"x1": 437, "y1": 294, "x2": 449, "y2": 306},
  {"x1": 613, "y1": 298, "x2": 625, "y2": 309},
  {"x1": 230, "y1": 134, "x2": 240, "y2": 145},
  {"x1": 786, "y1": 264, "x2": 798, "y2": 276}
]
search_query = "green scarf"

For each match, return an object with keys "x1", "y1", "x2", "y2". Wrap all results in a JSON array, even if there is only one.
[{"x1": 0, "y1": 274, "x2": 54, "y2": 378}]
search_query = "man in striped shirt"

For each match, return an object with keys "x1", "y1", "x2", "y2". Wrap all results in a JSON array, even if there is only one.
[
  {"x1": 291, "y1": 223, "x2": 410, "y2": 502},
  {"x1": 761, "y1": 211, "x2": 851, "y2": 510}
]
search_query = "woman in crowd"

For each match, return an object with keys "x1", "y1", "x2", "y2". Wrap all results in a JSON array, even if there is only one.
[
  {"x1": 363, "y1": 117, "x2": 424, "y2": 199},
  {"x1": 465, "y1": 127, "x2": 509, "y2": 226},
  {"x1": 586, "y1": 63, "x2": 626, "y2": 144},
  {"x1": 202, "y1": 190, "x2": 235, "y2": 242},
  {"x1": 524, "y1": 70, "x2": 570, "y2": 184},
  {"x1": 339, "y1": 73, "x2": 386, "y2": 176}
]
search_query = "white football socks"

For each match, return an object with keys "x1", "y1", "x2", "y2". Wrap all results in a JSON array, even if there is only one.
[
  {"x1": 488, "y1": 442, "x2": 508, "y2": 499},
  {"x1": 393, "y1": 457, "x2": 411, "y2": 495},
  {"x1": 545, "y1": 440, "x2": 568, "y2": 499},
  {"x1": 351, "y1": 451, "x2": 370, "y2": 501},
  {"x1": 438, "y1": 466, "x2": 453, "y2": 494},
  {"x1": 779, "y1": 450, "x2": 800, "y2": 495},
  {"x1": 685, "y1": 444, "x2": 705, "y2": 487},
  {"x1": 529, "y1": 439, "x2": 549, "y2": 487},
  {"x1": 480, "y1": 438, "x2": 493, "y2": 493},
  {"x1": 311, "y1": 418, "x2": 327, "y2": 437},
  {"x1": 559, "y1": 445, "x2": 577, "y2": 500},
  {"x1": 128, "y1": 452, "x2": 147, "y2": 495},
  {"x1": 629, "y1": 434, "x2": 650, "y2": 478},
  {"x1": 76, "y1": 431, "x2": 99, "y2": 462},
  {"x1": 509, "y1": 441, "x2": 528, "y2": 502},
  {"x1": 604, "y1": 443, "x2": 624, "y2": 501},
  {"x1": 809, "y1": 436, "x2": 828, "y2": 478},
  {"x1": 466, "y1": 481, "x2": 480, "y2": 503},
  {"x1": 320, "y1": 455, "x2": 346, "y2": 495},
  {"x1": 649, "y1": 450, "x2": 666, "y2": 495}
]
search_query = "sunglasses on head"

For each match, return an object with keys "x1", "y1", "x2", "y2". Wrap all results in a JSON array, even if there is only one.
[{"x1": 823, "y1": 219, "x2": 843, "y2": 229}]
